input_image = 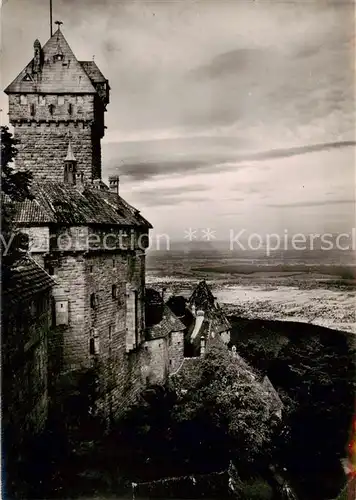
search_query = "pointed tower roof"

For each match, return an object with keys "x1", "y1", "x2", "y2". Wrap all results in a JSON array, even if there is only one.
[
  {"x1": 65, "y1": 142, "x2": 76, "y2": 162},
  {"x1": 4, "y1": 29, "x2": 96, "y2": 94},
  {"x1": 189, "y1": 280, "x2": 216, "y2": 311}
]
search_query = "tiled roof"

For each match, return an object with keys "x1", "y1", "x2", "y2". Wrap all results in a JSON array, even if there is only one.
[
  {"x1": 13, "y1": 181, "x2": 152, "y2": 227},
  {"x1": 5, "y1": 29, "x2": 96, "y2": 94},
  {"x1": 4, "y1": 255, "x2": 55, "y2": 304},
  {"x1": 189, "y1": 280, "x2": 216, "y2": 311},
  {"x1": 80, "y1": 61, "x2": 107, "y2": 83},
  {"x1": 146, "y1": 305, "x2": 185, "y2": 340}
]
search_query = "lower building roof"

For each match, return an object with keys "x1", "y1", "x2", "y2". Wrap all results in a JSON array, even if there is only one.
[
  {"x1": 4, "y1": 255, "x2": 55, "y2": 305},
  {"x1": 12, "y1": 181, "x2": 152, "y2": 228}
]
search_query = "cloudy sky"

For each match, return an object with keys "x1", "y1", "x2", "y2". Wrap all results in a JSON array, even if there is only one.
[{"x1": 1, "y1": 0, "x2": 355, "y2": 240}]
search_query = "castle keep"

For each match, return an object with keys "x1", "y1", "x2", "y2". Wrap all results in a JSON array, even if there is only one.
[
  {"x1": 5, "y1": 28, "x2": 108, "y2": 181},
  {"x1": 4, "y1": 26, "x2": 157, "y2": 415}
]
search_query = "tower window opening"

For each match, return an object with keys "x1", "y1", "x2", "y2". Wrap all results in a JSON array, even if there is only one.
[
  {"x1": 112, "y1": 284, "x2": 117, "y2": 300},
  {"x1": 90, "y1": 293, "x2": 97, "y2": 309},
  {"x1": 89, "y1": 338, "x2": 95, "y2": 355},
  {"x1": 68, "y1": 103, "x2": 73, "y2": 115},
  {"x1": 30, "y1": 103, "x2": 35, "y2": 116},
  {"x1": 46, "y1": 265, "x2": 55, "y2": 276},
  {"x1": 49, "y1": 104, "x2": 55, "y2": 115}
]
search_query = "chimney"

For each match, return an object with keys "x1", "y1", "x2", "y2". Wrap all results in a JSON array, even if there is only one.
[
  {"x1": 33, "y1": 39, "x2": 42, "y2": 75},
  {"x1": 64, "y1": 142, "x2": 77, "y2": 185},
  {"x1": 108, "y1": 175, "x2": 120, "y2": 195},
  {"x1": 75, "y1": 171, "x2": 85, "y2": 193}
]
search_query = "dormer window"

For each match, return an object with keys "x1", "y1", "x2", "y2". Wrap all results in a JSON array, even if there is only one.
[
  {"x1": 23, "y1": 73, "x2": 32, "y2": 82},
  {"x1": 54, "y1": 53, "x2": 64, "y2": 62},
  {"x1": 53, "y1": 44, "x2": 64, "y2": 62}
]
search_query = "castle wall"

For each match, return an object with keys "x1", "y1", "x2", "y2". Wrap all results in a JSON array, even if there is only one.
[
  {"x1": 3, "y1": 292, "x2": 51, "y2": 442},
  {"x1": 168, "y1": 330, "x2": 185, "y2": 373},
  {"x1": 144, "y1": 337, "x2": 169, "y2": 385},
  {"x1": 9, "y1": 93, "x2": 94, "y2": 122},
  {"x1": 49, "y1": 254, "x2": 87, "y2": 370},
  {"x1": 42, "y1": 243, "x2": 147, "y2": 416},
  {"x1": 8, "y1": 93, "x2": 103, "y2": 182},
  {"x1": 12, "y1": 122, "x2": 94, "y2": 181}
]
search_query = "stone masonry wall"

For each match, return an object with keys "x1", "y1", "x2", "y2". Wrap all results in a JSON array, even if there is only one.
[
  {"x1": 12, "y1": 122, "x2": 94, "y2": 181},
  {"x1": 8, "y1": 94, "x2": 94, "y2": 123},
  {"x1": 48, "y1": 254, "x2": 87, "y2": 370},
  {"x1": 22, "y1": 221, "x2": 149, "y2": 417},
  {"x1": 168, "y1": 330, "x2": 185, "y2": 374},
  {"x1": 8, "y1": 93, "x2": 102, "y2": 181},
  {"x1": 143, "y1": 337, "x2": 169, "y2": 385},
  {"x1": 3, "y1": 293, "x2": 50, "y2": 440},
  {"x1": 86, "y1": 250, "x2": 148, "y2": 416}
]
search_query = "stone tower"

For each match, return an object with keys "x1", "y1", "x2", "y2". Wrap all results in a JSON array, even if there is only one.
[
  {"x1": 4, "y1": 26, "x2": 109, "y2": 182},
  {"x1": 4, "y1": 27, "x2": 154, "y2": 417}
]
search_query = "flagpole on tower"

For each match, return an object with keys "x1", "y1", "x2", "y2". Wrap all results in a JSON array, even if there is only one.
[{"x1": 50, "y1": 0, "x2": 53, "y2": 37}]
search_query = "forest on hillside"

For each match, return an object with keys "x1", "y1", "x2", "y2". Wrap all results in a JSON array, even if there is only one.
[{"x1": 229, "y1": 317, "x2": 356, "y2": 500}]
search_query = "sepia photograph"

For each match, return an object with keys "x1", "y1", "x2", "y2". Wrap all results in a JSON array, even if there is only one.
[{"x1": 1, "y1": 0, "x2": 355, "y2": 499}]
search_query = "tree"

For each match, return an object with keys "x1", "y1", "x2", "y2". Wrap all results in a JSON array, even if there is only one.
[
  {"x1": 1, "y1": 125, "x2": 33, "y2": 286},
  {"x1": 172, "y1": 343, "x2": 276, "y2": 465}
]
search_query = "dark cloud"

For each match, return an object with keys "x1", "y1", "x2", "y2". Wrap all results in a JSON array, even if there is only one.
[
  {"x1": 131, "y1": 184, "x2": 208, "y2": 207},
  {"x1": 105, "y1": 140, "x2": 356, "y2": 182},
  {"x1": 191, "y1": 48, "x2": 270, "y2": 81},
  {"x1": 268, "y1": 199, "x2": 355, "y2": 208},
  {"x1": 108, "y1": 159, "x2": 213, "y2": 181}
]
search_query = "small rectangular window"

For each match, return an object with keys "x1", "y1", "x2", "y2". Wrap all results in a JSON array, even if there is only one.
[
  {"x1": 58, "y1": 96, "x2": 65, "y2": 105},
  {"x1": 46, "y1": 265, "x2": 55, "y2": 275},
  {"x1": 112, "y1": 259, "x2": 116, "y2": 268},
  {"x1": 30, "y1": 103, "x2": 35, "y2": 116},
  {"x1": 20, "y1": 95, "x2": 27, "y2": 105},
  {"x1": 89, "y1": 265, "x2": 93, "y2": 274},
  {"x1": 109, "y1": 325, "x2": 112, "y2": 341},
  {"x1": 68, "y1": 103, "x2": 73, "y2": 115},
  {"x1": 89, "y1": 338, "x2": 95, "y2": 355},
  {"x1": 90, "y1": 293, "x2": 96, "y2": 309},
  {"x1": 49, "y1": 104, "x2": 55, "y2": 115},
  {"x1": 112, "y1": 284, "x2": 117, "y2": 300}
]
